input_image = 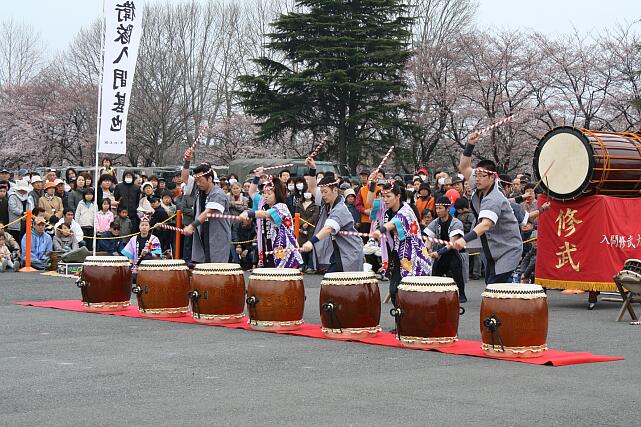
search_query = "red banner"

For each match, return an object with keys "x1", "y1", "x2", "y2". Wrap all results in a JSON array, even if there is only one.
[{"x1": 535, "y1": 195, "x2": 641, "y2": 292}]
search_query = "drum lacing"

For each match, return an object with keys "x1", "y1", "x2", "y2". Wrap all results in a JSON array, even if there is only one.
[
  {"x1": 322, "y1": 302, "x2": 342, "y2": 333},
  {"x1": 189, "y1": 289, "x2": 204, "y2": 319},
  {"x1": 389, "y1": 307, "x2": 403, "y2": 340},
  {"x1": 132, "y1": 285, "x2": 146, "y2": 312},
  {"x1": 483, "y1": 314, "x2": 505, "y2": 352},
  {"x1": 246, "y1": 295, "x2": 259, "y2": 325},
  {"x1": 76, "y1": 278, "x2": 89, "y2": 305}
]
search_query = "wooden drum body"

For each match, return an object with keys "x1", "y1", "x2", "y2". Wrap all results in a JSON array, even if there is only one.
[
  {"x1": 134, "y1": 260, "x2": 190, "y2": 318},
  {"x1": 534, "y1": 126, "x2": 641, "y2": 200},
  {"x1": 614, "y1": 259, "x2": 641, "y2": 294},
  {"x1": 319, "y1": 272, "x2": 381, "y2": 338},
  {"x1": 190, "y1": 263, "x2": 246, "y2": 324},
  {"x1": 246, "y1": 268, "x2": 305, "y2": 331},
  {"x1": 78, "y1": 256, "x2": 132, "y2": 311},
  {"x1": 393, "y1": 276, "x2": 461, "y2": 348},
  {"x1": 480, "y1": 283, "x2": 548, "y2": 358}
]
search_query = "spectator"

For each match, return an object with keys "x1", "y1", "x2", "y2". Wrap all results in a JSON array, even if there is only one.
[
  {"x1": 149, "y1": 195, "x2": 171, "y2": 252},
  {"x1": 0, "y1": 221, "x2": 20, "y2": 253},
  {"x1": 0, "y1": 167, "x2": 14, "y2": 191},
  {"x1": 95, "y1": 198, "x2": 115, "y2": 236},
  {"x1": 44, "y1": 168, "x2": 57, "y2": 183},
  {"x1": 97, "y1": 222, "x2": 125, "y2": 255},
  {"x1": 113, "y1": 207, "x2": 133, "y2": 240},
  {"x1": 287, "y1": 177, "x2": 305, "y2": 215},
  {"x1": 64, "y1": 168, "x2": 78, "y2": 192},
  {"x1": 53, "y1": 223, "x2": 79, "y2": 254},
  {"x1": 228, "y1": 182, "x2": 248, "y2": 216},
  {"x1": 10, "y1": 179, "x2": 35, "y2": 242},
  {"x1": 160, "y1": 190, "x2": 176, "y2": 217},
  {"x1": 231, "y1": 217, "x2": 257, "y2": 270},
  {"x1": 96, "y1": 174, "x2": 116, "y2": 210},
  {"x1": 114, "y1": 169, "x2": 140, "y2": 232},
  {"x1": 520, "y1": 230, "x2": 538, "y2": 283},
  {"x1": 0, "y1": 233, "x2": 18, "y2": 272},
  {"x1": 38, "y1": 181, "x2": 64, "y2": 221},
  {"x1": 75, "y1": 190, "x2": 97, "y2": 250},
  {"x1": 54, "y1": 178, "x2": 69, "y2": 210},
  {"x1": 99, "y1": 157, "x2": 117, "y2": 180},
  {"x1": 295, "y1": 188, "x2": 319, "y2": 273},
  {"x1": 452, "y1": 176, "x2": 465, "y2": 196},
  {"x1": 81, "y1": 172, "x2": 93, "y2": 189},
  {"x1": 29, "y1": 175, "x2": 45, "y2": 208},
  {"x1": 0, "y1": 182, "x2": 9, "y2": 226},
  {"x1": 21, "y1": 217, "x2": 53, "y2": 270},
  {"x1": 344, "y1": 189, "x2": 360, "y2": 226},
  {"x1": 415, "y1": 182, "x2": 434, "y2": 223},
  {"x1": 67, "y1": 174, "x2": 87, "y2": 212},
  {"x1": 137, "y1": 182, "x2": 154, "y2": 218}
]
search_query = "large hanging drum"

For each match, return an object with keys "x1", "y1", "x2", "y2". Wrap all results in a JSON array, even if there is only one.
[
  {"x1": 391, "y1": 276, "x2": 462, "y2": 348},
  {"x1": 190, "y1": 263, "x2": 246, "y2": 324},
  {"x1": 319, "y1": 272, "x2": 381, "y2": 338},
  {"x1": 480, "y1": 283, "x2": 548, "y2": 358},
  {"x1": 246, "y1": 268, "x2": 305, "y2": 331},
  {"x1": 77, "y1": 256, "x2": 132, "y2": 311},
  {"x1": 134, "y1": 259, "x2": 190, "y2": 318},
  {"x1": 534, "y1": 126, "x2": 641, "y2": 200}
]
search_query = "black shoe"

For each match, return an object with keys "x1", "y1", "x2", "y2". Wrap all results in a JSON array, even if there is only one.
[{"x1": 459, "y1": 296, "x2": 467, "y2": 303}]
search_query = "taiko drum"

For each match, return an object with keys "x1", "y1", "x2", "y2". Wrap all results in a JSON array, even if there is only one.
[
  {"x1": 246, "y1": 268, "x2": 305, "y2": 331},
  {"x1": 190, "y1": 263, "x2": 245, "y2": 324},
  {"x1": 134, "y1": 259, "x2": 190, "y2": 318},
  {"x1": 77, "y1": 256, "x2": 132, "y2": 311}
]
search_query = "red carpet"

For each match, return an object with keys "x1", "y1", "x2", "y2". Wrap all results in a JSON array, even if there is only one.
[{"x1": 13, "y1": 300, "x2": 623, "y2": 366}]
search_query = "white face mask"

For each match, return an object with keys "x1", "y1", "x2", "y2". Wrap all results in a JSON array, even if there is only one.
[
  {"x1": 438, "y1": 178, "x2": 445, "y2": 186},
  {"x1": 295, "y1": 183, "x2": 304, "y2": 191},
  {"x1": 229, "y1": 178, "x2": 237, "y2": 185},
  {"x1": 419, "y1": 174, "x2": 426, "y2": 181},
  {"x1": 287, "y1": 184, "x2": 295, "y2": 191},
  {"x1": 124, "y1": 177, "x2": 133, "y2": 184},
  {"x1": 303, "y1": 192, "x2": 312, "y2": 199}
]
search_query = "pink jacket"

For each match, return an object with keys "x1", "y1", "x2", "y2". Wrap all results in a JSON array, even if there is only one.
[{"x1": 95, "y1": 210, "x2": 114, "y2": 233}]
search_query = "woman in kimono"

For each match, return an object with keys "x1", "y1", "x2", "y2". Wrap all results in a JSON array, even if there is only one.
[
  {"x1": 300, "y1": 158, "x2": 363, "y2": 272},
  {"x1": 239, "y1": 168, "x2": 303, "y2": 269},
  {"x1": 372, "y1": 180, "x2": 433, "y2": 306},
  {"x1": 122, "y1": 214, "x2": 162, "y2": 278}
]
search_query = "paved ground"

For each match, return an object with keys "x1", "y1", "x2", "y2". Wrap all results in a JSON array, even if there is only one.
[{"x1": 0, "y1": 271, "x2": 639, "y2": 426}]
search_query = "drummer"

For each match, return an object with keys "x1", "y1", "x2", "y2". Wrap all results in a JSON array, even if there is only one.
[
  {"x1": 455, "y1": 131, "x2": 522, "y2": 283},
  {"x1": 238, "y1": 168, "x2": 303, "y2": 268},
  {"x1": 371, "y1": 180, "x2": 433, "y2": 306},
  {"x1": 300, "y1": 158, "x2": 363, "y2": 272}
]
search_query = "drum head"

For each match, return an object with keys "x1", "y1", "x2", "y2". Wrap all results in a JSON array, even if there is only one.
[
  {"x1": 139, "y1": 259, "x2": 186, "y2": 267},
  {"x1": 483, "y1": 283, "x2": 546, "y2": 298},
  {"x1": 250, "y1": 268, "x2": 301, "y2": 277},
  {"x1": 84, "y1": 256, "x2": 130, "y2": 266},
  {"x1": 323, "y1": 272, "x2": 377, "y2": 281},
  {"x1": 534, "y1": 127, "x2": 594, "y2": 200},
  {"x1": 400, "y1": 276, "x2": 455, "y2": 285},
  {"x1": 194, "y1": 263, "x2": 242, "y2": 271}
]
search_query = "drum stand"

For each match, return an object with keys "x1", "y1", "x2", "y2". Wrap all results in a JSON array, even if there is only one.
[{"x1": 612, "y1": 272, "x2": 641, "y2": 324}]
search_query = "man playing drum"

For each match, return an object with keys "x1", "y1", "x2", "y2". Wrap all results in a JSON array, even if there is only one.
[
  {"x1": 454, "y1": 132, "x2": 522, "y2": 284},
  {"x1": 301, "y1": 158, "x2": 363, "y2": 272}
]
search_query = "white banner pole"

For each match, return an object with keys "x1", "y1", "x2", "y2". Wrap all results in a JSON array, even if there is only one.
[{"x1": 93, "y1": 0, "x2": 107, "y2": 256}]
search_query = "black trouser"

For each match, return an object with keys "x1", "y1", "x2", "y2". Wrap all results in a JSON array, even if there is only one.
[
  {"x1": 432, "y1": 251, "x2": 466, "y2": 299},
  {"x1": 81, "y1": 226, "x2": 94, "y2": 251}
]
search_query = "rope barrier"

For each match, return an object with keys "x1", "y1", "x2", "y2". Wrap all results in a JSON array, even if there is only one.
[
  {"x1": 0, "y1": 214, "x2": 27, "y2": 230},
  {"x1": 81, "y1": 213, "x2": 178, "y2": 240}
]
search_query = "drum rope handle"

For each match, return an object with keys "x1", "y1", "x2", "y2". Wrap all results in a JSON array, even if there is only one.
[
  {"x1": 389, "y1": 307, "x2": 403, "y2": 340},
  {"x1": 322, "y1": 301, "x2": 342, "y2": 333},
  {"x1": 189, "y1": 290, "x2": 202, "y2": 319},
  {"x1": 246, "y1": 295, "x2": 259, "y2": 325},
  {"x1": 482, "y1": 314, "x2": 505, "y2": 352},
  {"x1": 132, "y1": 285, "x2": 146, "y2": 312},
  {"x1": 76, "y1": 278, "x2": 89, "y2": 304}
]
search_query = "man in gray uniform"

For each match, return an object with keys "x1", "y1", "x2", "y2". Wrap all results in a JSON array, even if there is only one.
[
  {"x1": 454, "y1": 131, "x2": 522, "y2": 284},
  {"x1": 182, "y1": 163, "x2": 231, "y2": 263},
  {"x1": 301, "y1": 158, "x2": 363, "y2": 272}
]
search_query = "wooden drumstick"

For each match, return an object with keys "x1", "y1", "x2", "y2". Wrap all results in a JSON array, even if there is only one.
[{"x1": 534, "y1": 160, "x2": 556, "y2": 191}]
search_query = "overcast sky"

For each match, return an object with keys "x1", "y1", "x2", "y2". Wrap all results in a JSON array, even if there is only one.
[{"x1": 4, "y1": 0, "x2": 640, "y2": 56}]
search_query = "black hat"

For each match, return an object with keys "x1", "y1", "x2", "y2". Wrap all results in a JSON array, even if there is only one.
[
  {"x1": 147, "y1": 195, "x2": 160, "y2": 203},
  {"x1": 359, "y1": 170, "x2": 370, "y2": 176},
  {"x1": 419, "y1": 182, "x2": 430, "y2": 192},
  {"x1": 0, "y1": 167, "x2": 8, "y2": 173},
  {"x1": 499, "y1": 174, "x2": 512, "y2": 184},
  {"x1": 451, "y1": 176, "x2": 464, "y2": 184}
]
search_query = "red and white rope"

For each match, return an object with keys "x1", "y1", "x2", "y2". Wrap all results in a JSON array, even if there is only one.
[
  {"x1": 206, "y1": 213, "x2": 242, "y2": 221},
  {"x1": 254, "y1": 163, "x2": 294, "y2": 174},
  {"x1": 478, "y1": 115, "x2": 514, "y2": 136},
  {"x1": 338, "y1": 230, "x2": 452, "y2": 247},
  {"x1": 155, "y1": 223, "x2": 185, "y2": 234},
  {"x1": 183, "y1": 125, "x2": 209, "y2": 161}
]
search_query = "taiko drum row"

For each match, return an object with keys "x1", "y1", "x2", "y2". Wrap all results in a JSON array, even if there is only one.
[{"x1": 78, "y1": 258, "x2": 548, "y2": 358}]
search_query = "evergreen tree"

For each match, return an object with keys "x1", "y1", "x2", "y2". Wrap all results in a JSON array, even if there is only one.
[{"x1": 237, "y1": 0, "x2": 414, "y2": 172}]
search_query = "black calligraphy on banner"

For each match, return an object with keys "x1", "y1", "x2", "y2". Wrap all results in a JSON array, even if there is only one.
[{"x1": 115, "y1": 1, "x2": 136, "y2": 22}]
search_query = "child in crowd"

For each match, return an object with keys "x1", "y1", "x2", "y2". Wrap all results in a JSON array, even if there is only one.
[
  {"x1": 114, "y1": 207, "x2": 132, "y2": 238},
  {"x1": 75, "y1": 188, "x2": 96, "y2": 251},
  {"x1": 95, "y1": 198, "x2": 115, "y2": 236},
  {"x1": 149, "y1": 195, "x2": 171, "y2": 252},
  {"x1": 160, "y1": 190, "x2": 176, "y2": 217},
  {"x1": 97, "y1": 222, "x2": 125, "y2": 255},
  {"x1": 0, "y1": 233, "x2": 18, "y2": 272},
  {"x1": 344, "y1": 189, "x2": 360, "y2": 229},
  {"x1": 122, "y1": 215, "x2": 161, "y2": 279},
  {"x1": 231, "y1": 217, "x2": 257, "y2": 270}
]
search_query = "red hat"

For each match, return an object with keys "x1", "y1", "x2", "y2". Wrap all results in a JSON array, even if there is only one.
[
  {"x1": 445, "y1": 188, "x2": 461, "y2": 204},
  {"x1": 417, "y1": 168, "x2": 428, "y2": 175}
]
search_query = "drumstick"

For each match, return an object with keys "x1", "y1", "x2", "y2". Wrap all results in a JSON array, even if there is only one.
[
  {"x1": 478, "y1": 115, "x2": 514, "y2": 136},
  {"x1": 533, "y1": 160, "x2": 556, "y2": 191},
  {"x1": 372, "y1": 146, "x2": 395, "y2": 176},
  {"x1": 183, "y1": 125, "x2": 209, "y2": 161},
  {"x1": 308, "y1": 140, "x2": 327, "y2": 159},
  {"x1": 253, "y1": 163, "x2": 294, "y2": 174},
  {"x1": 339, "y1": 230, "x2": 451, "y2": 247}
]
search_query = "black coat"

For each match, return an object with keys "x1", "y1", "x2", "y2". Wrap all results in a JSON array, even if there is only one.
[{"x1": 114, "y1": 182, "x2": 141, "y2": 216}]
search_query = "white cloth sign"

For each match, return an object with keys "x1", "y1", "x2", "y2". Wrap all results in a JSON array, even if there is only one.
[{"x1": 97, "y1": 0, "x2": 144, "y2": 154}]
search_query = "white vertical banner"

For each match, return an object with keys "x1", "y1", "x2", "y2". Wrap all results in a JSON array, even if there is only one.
[{"x1": 97, "y1": 0, "x2": 144, "y2": 154}]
